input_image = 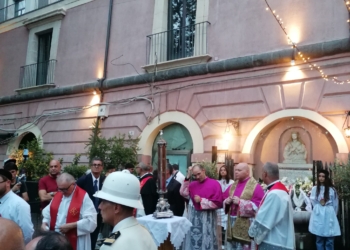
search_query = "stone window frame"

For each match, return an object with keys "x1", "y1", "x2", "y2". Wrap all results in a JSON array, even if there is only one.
[
  {"x1": 142, "y1": 0, "x2": 211, "y2": 73},
  {"x1": 15, "y1": 8, "x2": 65, "y2": 94}
]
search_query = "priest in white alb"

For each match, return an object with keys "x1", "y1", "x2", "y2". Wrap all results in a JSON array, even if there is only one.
[
  {"x1": 248, "y1": 162, "x2": 295, "y2": 250},
  {"x1": 41, "y1": 173, "x2": 97, "y2": 250}
]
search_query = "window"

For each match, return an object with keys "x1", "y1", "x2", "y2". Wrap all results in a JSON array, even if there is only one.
[
  {"x1": 144, "y1": 0, "x2": 210, "y2": 72},
  {"x1": 167, "y1": 0, "x2": 196, "y2": 60},
  {"x1": 14, "y1": 0, "x2": 25, "y2": 17},
  {"x1": 36, "y1": 31, "x2": 52, "y2": 85},
  {"x1": 0, "y1": 0, "x2": 5, "y2": 23},
  {"x1": 38, "y1": 0, "x2": 49, "y2": 9}
]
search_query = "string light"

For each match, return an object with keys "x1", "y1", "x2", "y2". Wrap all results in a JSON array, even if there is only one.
[
  {"x1": 344, "y1": 0, "x2": 350, "y2": 24},
  {"x1": 264, "y1": 0, "x2": 350, "y2": 84}
]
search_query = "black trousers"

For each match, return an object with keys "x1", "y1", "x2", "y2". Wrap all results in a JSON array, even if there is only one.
[{"x1": 91, "y1": 213, "x2": 102, "y2": 250}]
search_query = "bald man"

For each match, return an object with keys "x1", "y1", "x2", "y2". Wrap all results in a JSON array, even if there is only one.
[
  {"x1": 38, "y1": 159, "x2": 61, "y2": 210},
  {"x1": 25, "y1": 236, "x2": 43, "y2": 250},
  {"x1": 0, "y1": 217, "x2": 25, "y2": 250},
  {"x1": 223, "y1": 163, "x2": 264, "y2": 250}
]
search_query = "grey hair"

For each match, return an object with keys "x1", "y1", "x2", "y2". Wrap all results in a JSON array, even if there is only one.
[
  {"x1": 263, "y1": 162, "x2": 279, "y2": 179},
  {"x1": 57, "y1": 173, "x2": 75, "y2": 184},
  {"x1": 138, "y1": 162, "x2": 150, "y2": 171}
]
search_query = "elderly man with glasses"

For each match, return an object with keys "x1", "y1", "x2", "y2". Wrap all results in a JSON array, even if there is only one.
[
  {"x1": 41, "y1": 173, "x2": 97, "y2": 250},
  {"x1": 77, "y1": 157, "x2": 106, "y2": 250}
]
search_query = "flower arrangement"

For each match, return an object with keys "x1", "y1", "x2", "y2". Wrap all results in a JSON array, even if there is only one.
[{"x1": 294, "y1": 177, "x2": 313, "y2": 195}]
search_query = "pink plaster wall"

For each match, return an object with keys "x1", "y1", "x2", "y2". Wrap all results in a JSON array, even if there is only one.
[
  {"x1": 1, "y1": 1, "x2": 350, "y2": 170},
  {"x1": 208, "y1": 0, "x2": 348, "y2": 61},
  {"x1": 0, "y1": 27, "x2": 28, "y2": 96}
]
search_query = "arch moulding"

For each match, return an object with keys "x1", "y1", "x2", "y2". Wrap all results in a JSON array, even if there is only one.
[
  {"x1": 6, "y1": 123, "x2": 43, "y2": 155},
  {"x1": 138, "y1": 111, "x2": 204, "y2": 156},
  {"x1": 242, "y1": 109, "x2": 349, "y2": 157}
]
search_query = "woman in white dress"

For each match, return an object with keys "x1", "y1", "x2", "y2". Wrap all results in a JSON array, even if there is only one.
[
  {"x1": 308, "y1": 169, "x2": 340, "y2": 250},
  {"x1": 217, "y1": 165, "x2": 234, "y2": 246}
]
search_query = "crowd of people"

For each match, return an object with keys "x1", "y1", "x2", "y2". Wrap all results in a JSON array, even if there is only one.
[{"x1": 0, "y1": 157, "x2": 341, "y2": 250}]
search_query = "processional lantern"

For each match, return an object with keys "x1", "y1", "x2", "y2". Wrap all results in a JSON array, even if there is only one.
[{"x1": 153, "y1": 130, "x2": 173, "y2": 219}]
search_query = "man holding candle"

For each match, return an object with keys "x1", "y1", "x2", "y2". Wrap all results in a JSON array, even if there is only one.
[{"x1": 180, "y1": 165, "x2": 223, "y2": 250}]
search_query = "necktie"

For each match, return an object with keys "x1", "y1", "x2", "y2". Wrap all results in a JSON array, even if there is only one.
[{"x1": 93, "y1": 179, "x2": 99, "y2": 211}]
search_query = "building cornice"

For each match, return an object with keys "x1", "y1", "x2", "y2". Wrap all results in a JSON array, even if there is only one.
[{"x1": 0, "y1": 38, "x2": 349, "y2": 105}]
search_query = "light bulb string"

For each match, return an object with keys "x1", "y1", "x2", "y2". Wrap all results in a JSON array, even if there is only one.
[
  {"x1": 343, "y1": 0, "x2": 350, "y2": 23},
  {"x1": 264, "y1": 0, "x2": 350, "y2": 84}
]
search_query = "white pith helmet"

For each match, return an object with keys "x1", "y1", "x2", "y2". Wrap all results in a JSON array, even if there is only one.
[{"x1": 93, "y1": 171, "x2": 144, "y2": 209}]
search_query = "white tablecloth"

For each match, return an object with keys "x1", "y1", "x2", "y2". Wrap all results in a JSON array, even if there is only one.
[{"x1": 137, "y1": 215, "x2": 192, "y2": 249}]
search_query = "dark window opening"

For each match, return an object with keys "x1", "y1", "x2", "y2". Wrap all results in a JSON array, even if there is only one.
[
  {"x1": 167, "y1": 0, "x2": 197, "y2": 61},
  {"x1": 36, "y1": 31, "x2": 52, "y2": 86}
]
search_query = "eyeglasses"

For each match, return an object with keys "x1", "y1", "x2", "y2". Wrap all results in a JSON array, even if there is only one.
[
  {"x1": 50, "y1": 165, "x2": 58, "y2": 168},
  {"x1": 92, "y1": 164, "x2": 103, "y2": 168},
  {"x1": 58, "y1": 183, "x2": 74, "y2": 192}
]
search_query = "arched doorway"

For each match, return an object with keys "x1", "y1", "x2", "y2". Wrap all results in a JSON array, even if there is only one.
[
  {"x1": 6, "y1": 123, "x2": 43, "y2": 155},
  {"x1": 18, "y1": 132, "x2": 36, "y2": 149},
  {"x1": 151, "y1": 123, "x2": 193, "y2": 175},
  {"x1": 253, "y1": 117, "x2": 338, "y2": 179}
]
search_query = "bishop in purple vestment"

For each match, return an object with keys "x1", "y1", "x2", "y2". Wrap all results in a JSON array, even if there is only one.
[{"x1": 180, "y1": 165, "x2": 223, "y2": 250}]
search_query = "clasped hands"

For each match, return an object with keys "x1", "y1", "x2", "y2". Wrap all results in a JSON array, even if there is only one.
[
  {"x1": 41, "y1": 222, "x2": 75, "y2": 234},
  {"x1": 194, "y1": 195, "x2": 201, "y2": 203},
  {"x1": 225, "y1": 196, "x2": 240, "y2": 205}
]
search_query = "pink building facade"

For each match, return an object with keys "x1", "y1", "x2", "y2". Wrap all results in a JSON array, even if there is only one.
[{"x1": 0, "y1": 0, "x2": 350, "y2": 177}]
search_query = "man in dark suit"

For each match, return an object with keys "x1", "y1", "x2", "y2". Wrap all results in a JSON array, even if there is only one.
[
  {"x1": 136, "y1": 162, "x2": 158, "y2": 215},
  {"x1": 166, "y1": 164, "x2": 185, "y2": 216},
  {"x1": 76, "y1": 157, "x2": 105, "y2": 250}
]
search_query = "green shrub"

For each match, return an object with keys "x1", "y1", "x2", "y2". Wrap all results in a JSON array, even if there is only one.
[
  {"x1": 85, "y1": 120, "x2": 140, "y2": 169},
  {"x1": 332, "y1": 156, "x2": 350, "y2": 199},
  {"x1": 195, "y1": 160, "x2": 218, "y2": 179},
  {"x1": 63, "y1": 154, "x2": 89, "y2": 179},
  {"x1": 12, "y1": 137, "x2": 53, "y2": 181}
]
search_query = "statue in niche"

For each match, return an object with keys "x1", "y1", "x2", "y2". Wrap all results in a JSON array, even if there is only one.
[{"x1": 283, "y1": 131, "x2": 307, "y2": 164}]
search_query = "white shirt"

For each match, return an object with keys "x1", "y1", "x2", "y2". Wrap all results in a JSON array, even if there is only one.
[
  {"x1": 0, "y1": 190, "x2": 34, "y2": 244},
  {"x1": 42, "y1": 188, "x2": 97, "y2": 250},
  {"x1": 249, "y1": 188, "x2": 295, "y2": 249},
  {"x1": 92, "y1": 175, "x2": 100, "y2": 190}
]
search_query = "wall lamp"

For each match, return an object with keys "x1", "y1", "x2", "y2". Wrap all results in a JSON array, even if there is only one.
[
  {"x1": 223, "y1": 119, "x2": 240, "y2": 141},
  {"x1": 342, "y1": 111, "x2": 350, "y2": 138}
]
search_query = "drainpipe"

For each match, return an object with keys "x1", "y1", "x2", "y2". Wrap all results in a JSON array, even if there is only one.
[{"x1": 96, "y1": 0, "x2": 114, "y2": 130}]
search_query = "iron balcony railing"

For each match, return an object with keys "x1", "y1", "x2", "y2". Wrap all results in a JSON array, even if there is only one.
[
  {"x1": 0, "y1": 0, "x2": 63, "y2": 24},
  {"x1": 19, "y1": 60, "x2": 57, "y2": 88},
  {"x1": 146, "y1": 21, "x2": 210, "y2": 65}
]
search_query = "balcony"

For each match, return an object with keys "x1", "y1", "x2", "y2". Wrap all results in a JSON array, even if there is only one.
[
  {"x1": 143, "y1": 21, "x2": 211, "y2": 73},
  {"x1": 0, "y1": 0, "x2": 63, "y2": 24},
  {"x1": 16, "y1": 60, "x2": 57, "y2": 95}
]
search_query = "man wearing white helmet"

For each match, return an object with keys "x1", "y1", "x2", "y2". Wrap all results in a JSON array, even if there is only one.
[{"x1": 94, "y1": 171, "x2": 157, "y2": 250}]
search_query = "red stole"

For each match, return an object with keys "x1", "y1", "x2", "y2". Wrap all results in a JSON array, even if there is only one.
[
  {"x1": 256, "y1": 182, "x2": 288, "y2": 250},
  {"x1": 133, "y1": 176, "x2": 153, "y2": 216},
  {"x1": 140, "y1": 176, "x2": 152, "y2": 189},
  {"x1": 50, "y1": 186, "x2": 86, "y2": 250},
  {"x1": 259, "y1": 181, "x2": 288, "y2": 208}
]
